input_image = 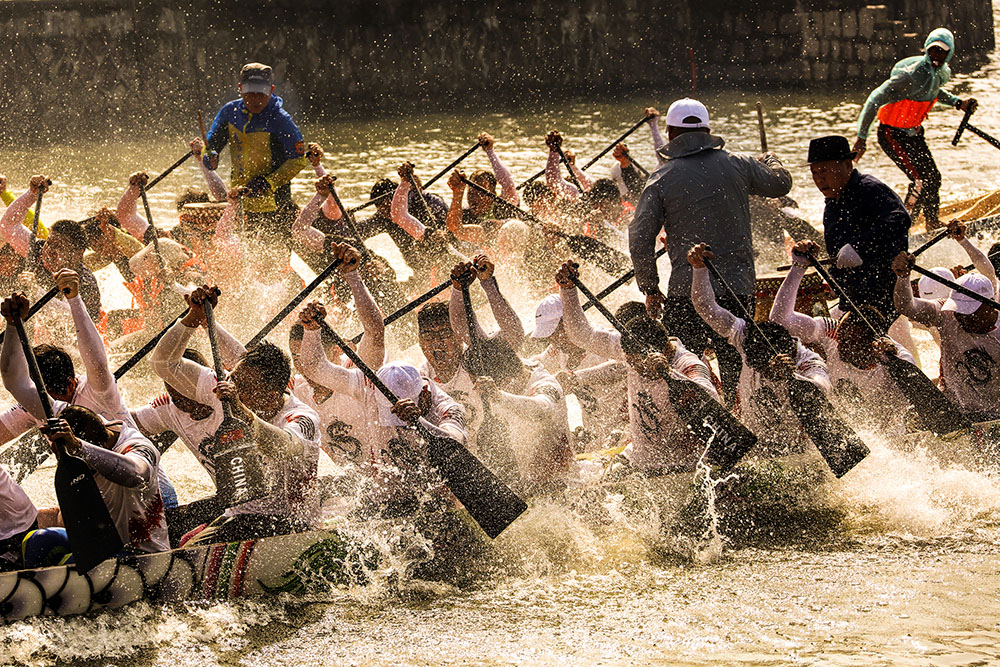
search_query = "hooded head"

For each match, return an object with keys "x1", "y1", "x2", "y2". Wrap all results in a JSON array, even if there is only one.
[{"x1": 923, "y1": 28, "x2": 955, "y2": 71}]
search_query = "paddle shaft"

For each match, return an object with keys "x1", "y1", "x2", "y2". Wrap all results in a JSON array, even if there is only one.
[
  {"x1": 568, "y1": 274, "x2": 628, "y2": 339},
  {"x1": 327, "y1": 181, "x2": 371, "y2": 258},
  {"x1": 27, "y1": 188, "x2": 43, "y2": 266},
  {"x1": 518, "y1": 115, "x2": 649, "y2": 189},
  {"x1": 406, "y1": 172, "x2": 439, "y2": 227},
  {"x1": 553, "y1": 143, "x2": 586, "y2": 194},
  {"x1": 582, "y1": 246, "x2": 669, "y2": 311},
  {"x1": 203, "y1": 301, "x2": 234, "y2": 420},
  {"x1": 349, "y1": 142, "x2": 480, "y2": 214},
  {"x1": 146, "y1": 152, "x2": 194, "y2": 191},
  {"x1": 625, "y1": 154, "x2": 649, "y2": 179},
  {"x1": 0, "y1": 286, "x2": 60, "y2": 345},
  {"x1": 11, "y1": 317, "x2": 56, "y2": 423},
  {"x1": 911, "y1": 263, "x2": 1000, "y2": 310},
  {"x1": 756, "y1": 102, "x2": 768, "y2": 152},
  {"x1": 245, "y1": 258, "x2": 342, "y2": 349},
  {"x1": 138, "y1": 183, "x2": 164, "y2": 269},
  {"x1": 776, "y1": 228, "x2": 950, "y2": 271},
  {"x1": 459, "y1": 176, "x2": 547, "y2": 228},
  {"x1": 350, "y1": 277, "x2": 451, "y2": 344},
  {"x1": 703, "y1": 258, "x2": 772, "y2": 347},
  {"x1": 113, "y1": 309, "x2": 188, "y2": 380}
]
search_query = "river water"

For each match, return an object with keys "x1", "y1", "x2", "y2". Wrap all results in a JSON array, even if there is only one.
[{"x1": 6, "y1": 15, "x2": 1000, "y2": 667}]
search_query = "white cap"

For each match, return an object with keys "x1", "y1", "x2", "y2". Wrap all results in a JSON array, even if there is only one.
[
  {"x1": 926, "y1": 40, "x2": 951, "y2": 51},
  {"x1": 532, "y1": 294, "x2": 563, "y2": 339},
  {"x1": 665, "y1": 98, "x2": 710, "y2": 129},
  {"x1": 376, "y1": 362, "x2": 426, "y2": 427},
  {"x1": 941, "y1": 272, "x2": 995, "y2": 315},
  {"x1": 918, "y1": 267, "x2": 954, "y2": 300}
]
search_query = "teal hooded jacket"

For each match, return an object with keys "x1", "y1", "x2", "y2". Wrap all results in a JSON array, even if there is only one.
[{"x1": 856, "y1": 28, "x2": 961, "y2": 139}]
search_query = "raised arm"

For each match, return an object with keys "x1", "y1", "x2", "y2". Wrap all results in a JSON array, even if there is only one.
[
  {"x1": 291, "y1": 190, "x2": 328, "y2": 255},
  {"x1": 149, "y1": 318, "x2": 211, "y2": 403},
  {"x1": 448, "y1": 278, "x2": 488, "y2": 347},
  {"x1": 0, "y1": 301, "x2": 48, "y2": 421},
  {"x1": 76, "y1": 437, "x2": 153, "y2": 488},
  {"x1": 210, "y1": 190, "x2": 244, "y2": 263},
  {"x1": 116, "y1": 173, "x2": 151, "y2": 240},
  {"x1": 480, "y1": 134, "x2": 519, "y2": 206},
  {"x1": 545, "y1": 146, "x2": 580, "y2": 199},
  {"x1": 297, "y1": 321, "x2": 365, "y2": 401},
  {"x1": 769, "y1": 263, "x2": 824, "y2": 344},
  {"x1": 892, "y1": 252, "x2": 942, "y2": 328},
  {"x1": 646, "y1": 108, "x2": 667, "y2": 165},
  {"x1": 0, "y1": 185, "x2": 38, "y2": 258},
  {"x1": 338, "y1": 245, "x2": 385, "y2": 368},
  {"x1": 557, "y1": 265, "x2": 625, "y2": 361},
  {"x1": 390, "y1": 176, "x2": 427, "y2": 240},
  {"x1": 957, "y1": 232, "x2": 998, "y2": 297},
  {"x1": 690, "y1": 263, "x2": 737, "y2": 339},
  {"x1": 190, "y1": 139, "x2": 228, "y2": 201},
  {"x1": 482, "y1": 275, "x2": 524, "y2": 350},
  {"x1": 65, "y1": 274, "x2": 114, "y2": 394}
]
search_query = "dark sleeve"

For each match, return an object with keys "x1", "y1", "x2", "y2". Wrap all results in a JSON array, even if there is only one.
[
  {"x1": 851, "y1": 183, "x2": 911, "y2": 260},
  {"x1": 206, "y1": 105, "x2": 230, "y2": 154},
  {"x1": 742, "y1": 154, "x2": 793, "y2": 198}
]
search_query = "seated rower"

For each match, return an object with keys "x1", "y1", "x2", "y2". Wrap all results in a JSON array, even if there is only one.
[
  {"x1": 1, "y1": 293, "x2": 169, "y2": 555},
  {"x1": 557, "y1": 261, "x2": 721, "y2": 474},
  {"x1": 147, "y1": 286, "x2": 322, "y2": 541},
  {"x1": 688, "y1": 244, "x2": 832, "y2": 454},
  {"x1": 771, "y1": 240, "x2": 914, "y2": 435},
  {"x1": 0, "y1": 464, "x2": 36, "y2": 571},
  {"x1": 545, "y1": 130, "x2": 592, "y2": 202},
  {"x1": 418, "y1": 257, "x2": 523, "y2": 438},
  {"x1": 0, "y1": 176, "x2": 102, "y2": 321},
  {"x1": 296, "y1": 304, "x2": 466, "y2": 515},
  {"x1": 444, "y1": 132, "x2": 520, "y2": 246},
  {"x1": 892, "y1": 225, "x2": 1000, "y2": 422},
  {"x1": 529, "y1": 293, "x2": 628, "y2": 450},
  {"x1": 391, "y1": 162, "x2": 456, "y2": 287}
]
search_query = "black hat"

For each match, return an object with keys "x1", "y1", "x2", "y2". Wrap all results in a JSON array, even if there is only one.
[{"x1": 807, "y1": 135, "x2": 857, "y2": 163}]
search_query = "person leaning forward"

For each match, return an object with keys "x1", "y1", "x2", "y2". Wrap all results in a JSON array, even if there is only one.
[
  {"x1": 628, "y1": 98, "x2": 792, "y2": 405},
  {"x1": 809, "y1": 135, "x2": 910, "y2": 320},
  {"x1": 201, "y1": 63, "x2": 307, "y2": 249}
]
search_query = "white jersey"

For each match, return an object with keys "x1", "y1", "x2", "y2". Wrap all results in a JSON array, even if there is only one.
[
  {"x1": 134, "y1": 366, "x2": 322, "y2": 525},
  {"x1": 936, "y1": 312, "x2": 1000, "y2": 417},
  {"x1": 729, "y1": 319, "x2": 832, "y2": 447},
  {"x1": 0, "y1": 465, "x2": 36, "y2": 541},
  {"x1": 531, "y1": 345, "x2": 626, "y2": 435},
  {"x1": 421, "y1": 359, "x2": 483, "y2": 435},
  {"x1": 291, "y1": 375, "x2": 371, "y2": 466},
  {"x1": 49, "y1": 399, "x2": 168, "y2": 553},
  {"x1": 812, "y1": 317, "x2": 913, "y2": 434}
]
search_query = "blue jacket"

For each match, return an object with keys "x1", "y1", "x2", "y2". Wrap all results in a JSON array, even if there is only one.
[
  {"x1": 206, "y1": 95, "x2": 307, "y2": 212},
  {"x1": 857, "y1": 28, "x2": 960, "y2": 139}
]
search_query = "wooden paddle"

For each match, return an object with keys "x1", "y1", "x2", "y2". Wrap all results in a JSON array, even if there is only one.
[
  {"x1": 756, "y1": 102, "x2": 768, "y2": 152},
  {"x1": 552, "y1": 142, "x2": 586, "y2": 194},
  {"x1": 26, "y1": 184, "x2": 45, "y2": 267},
  {"x1": 776, "y1": 228, "x2": 951, "y2": 272},
  {"x1": 349, "y1": 277, "x2": 451, "y2": 345},
  {"x1": 145, "y1": 152, "x2": 194, "y2": 191},
  {"x1": 10, "y1": 312, "x2": 123, "y2": 573},
  {"x1": 203, "y1": 299, "x2": 269, "y2": 507},
  {"x1": 702, "y1": 257, "x2": 869, "y2": 477},
  {"x1": 137, "y1": 180, "x2": 165, "y2": 267},
  {"x1": 518, "y1": 114, "x2": 650, "y2": 190},
  {"x1": 806, "y1": 254, "x2": 972, "y2": 435},
  {"x1": 567, "y1": 272, "x2": 757, "y2": 472},
  {"x1": 910, "y1": 262, "x2": 1000, "y2": 310},
  {"x1": 324, "y1": 175, "x2": 372, "y2": 260},
  {"x1": 322, "y1": 322, "x2": 527, "y2": 538},
  {"x1": 459, "y1": 175, "x2": 630, "y2": 275},
  {"x1": 459, "y1": 277, "x2": 521, "y2": 487},
  {"x1": 349, "y1": 142, "x2": 480, "y2": 214}
]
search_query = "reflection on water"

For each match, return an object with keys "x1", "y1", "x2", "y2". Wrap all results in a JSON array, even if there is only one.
[{"x1": 5, "y1": 14, "x2": 1000, "y2": 667}]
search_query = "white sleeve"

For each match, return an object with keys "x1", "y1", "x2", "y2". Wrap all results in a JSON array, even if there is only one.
[
  {"x1": 292, "y1": 192, "x2": 327, "y2": 254},
  {"x1": 199, "y1": 160, "x2": 228, "y2": 201},
  {"x1": 648, "y1": 116, "x2": 667, "y2": 166},
  {"x1": 346, "y1": 271, "x2": 385, "y2": 369},
  {"x1": 69, "y1": 295, "x2": 114, "y2": 394},
  {"x1": 116, "y1": 184, "x2": 150, "y2": 240},
  {"x1": 793, "y1": 343, "x2": 833, "y2": 394},
  {"x1": 671, "y1": 347, "x2": 721, "y2": 403},
  {"x1": 959, "y1": 237, "x2": 999, "y2": 298},
  {"x1": 559, "y1": 286, "x2": 625, "y2": 361},
  {"x1": 0, "y1": 189, "x2": 35, "y2": 258},
  {"x1": 149, "y1": 321, "x2": 216, "y2": 404},
  {"x1": 298, "y1": 328, "x2": 365, "y2": 401},
  {"x1": 768, "y1": 266, "x2": 824, "y2": 344},
  {"x1": 691, "y1": 266, "x2": 737, "y2": 339},
  {"x1": 484, "y1": 146, "x2": 520, "y2": 207},
  {"x1": 390, "y1": 179, "x2": 427, "y2": 240},
  {"x1": 482, "y1": 278, "x2": 525, "y2": 350},
  {"x1": 133, "y1": 402, "x2": 171, "y2": 436},
  {"x1": 546, "y1": 149, "x2": 580, "y2": 199},
  {"x1": 0, "y1": 326, "x2": 51, "y2": 422},
  {"x1": 215, "y1": 320, "x2": 246, "y2": 370}
]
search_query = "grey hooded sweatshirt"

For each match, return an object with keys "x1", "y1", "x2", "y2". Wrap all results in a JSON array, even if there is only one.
[{"x1": 629, "y1": 131, "x2": 792, "y2": 298}]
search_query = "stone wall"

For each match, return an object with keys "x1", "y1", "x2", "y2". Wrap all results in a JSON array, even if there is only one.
[{"x1": 0, "y1": 0, "x2": 992, "y2": 139}]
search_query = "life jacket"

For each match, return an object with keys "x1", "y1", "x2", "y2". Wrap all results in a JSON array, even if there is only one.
[{"x1": 877, "y1": 98, "x2": 937, "y2": 129}]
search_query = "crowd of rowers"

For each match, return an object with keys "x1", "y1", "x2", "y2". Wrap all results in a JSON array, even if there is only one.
[{"x1": 0, "y1": 70, "x2": 997, "y2": 573}]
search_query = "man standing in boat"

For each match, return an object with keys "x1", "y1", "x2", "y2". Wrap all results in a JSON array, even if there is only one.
[
  {"x1": 201, "y1": 63, "x2": 308, "y2": 251},
  {"x1": 853, "y1": 28, "x2": 978, "y2": 230}
]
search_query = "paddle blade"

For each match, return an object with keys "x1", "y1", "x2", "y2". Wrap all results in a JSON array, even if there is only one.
[
  {"x1": 54, "y1": 453, "x2": 124, "y2": 573},
  {"x1": 564, "y1": 235, "x2": 630, "y2": 275},
  {"x1": 422, "y1": 426, "x2": 527, "y2": 539},
  {"x1": 0, "y1": 430, "x2": 51, "y2": 483},
  {"x1": 210, "y1": 416, "x2": 269, "y2": 508},
  {"x1": 663, "y1": 375, "x2": 757, "y2": 472},
  {"x1": 788, "y1": 379, "x2": 869, "y2": 478},
  {"x1": 881, "y1": 354, "x2": 972, "y2": 435}
]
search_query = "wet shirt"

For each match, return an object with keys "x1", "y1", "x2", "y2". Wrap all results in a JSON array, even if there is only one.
[
  {"x1": 291, "y1": 375, "x2": 371, "y2": 467},
  {"x1": 0, "y1": 465, "x2": 36, "y2": 541},
  {"x1": 935, "y1": 312, "x2": 1000, "y2": 417}
]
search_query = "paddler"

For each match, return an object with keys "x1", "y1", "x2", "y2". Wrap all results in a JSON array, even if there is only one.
[
  {"x1": 200, "y1": 63, "x2": 308, "y2": 251},
  {"x1": 853, "y1": 28, "x2": 978, "y2": 230},
  {"x1": 629, "y1": 98, "x2": 792, "y2": 406}
]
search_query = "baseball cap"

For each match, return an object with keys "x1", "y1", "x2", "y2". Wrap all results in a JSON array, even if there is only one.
[
  {"x1": 926, "y1": 40, "x2": 950, "y2": 51},
  {"x1": 665, "y1": 98, "x2": 710, "y2": 129},
  {"x1": 239, "y1": 63, "x2": 273, "y2": 94},
  {"x1": 917, "y1": 267, "x2": 953, "y2": 300},
  {"x1": 941, "y1": 272, "x2": 995, "y2": 315},
  {"x1": 376, "y1": 362, "x2": 426, "y2": 427},
  {"x1": 532, "y1": 294, "x2": 563, "y2": 339}
]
